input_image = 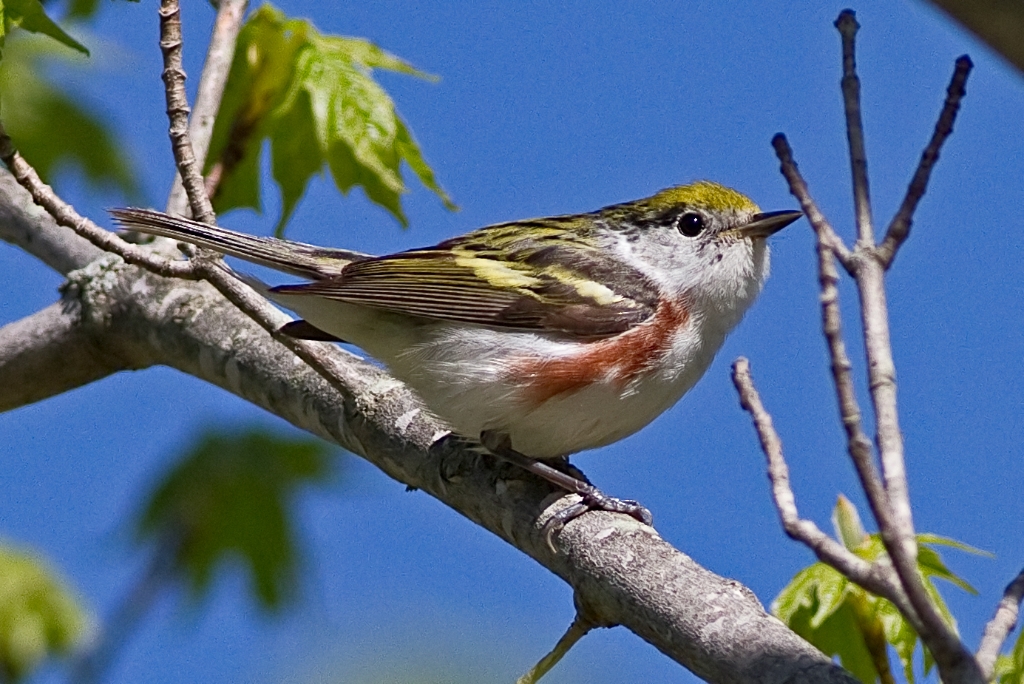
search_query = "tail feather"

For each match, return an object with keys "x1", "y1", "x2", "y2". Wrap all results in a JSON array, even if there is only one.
[{"x1": 109, "y1": 208, "x2": 370, "y2": 280}]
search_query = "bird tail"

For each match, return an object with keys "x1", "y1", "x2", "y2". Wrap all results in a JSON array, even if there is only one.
[{"x1": 109, "y1": 208, "x2": 370, "y2": 280}]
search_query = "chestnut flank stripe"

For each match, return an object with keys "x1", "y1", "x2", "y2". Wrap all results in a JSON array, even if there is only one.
[{"x1": 510, "y1": 297, "x2": 689, "y2": 404}]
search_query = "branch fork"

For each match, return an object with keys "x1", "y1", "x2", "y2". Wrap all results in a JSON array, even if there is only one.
[{"x1": 735, "y1": 9, "x2": 1022, "y2": 684}]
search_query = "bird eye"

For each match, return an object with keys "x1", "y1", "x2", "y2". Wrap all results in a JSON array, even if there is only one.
[{"x1": 677, "y1": 212, "x2": 705, "y2": 237}]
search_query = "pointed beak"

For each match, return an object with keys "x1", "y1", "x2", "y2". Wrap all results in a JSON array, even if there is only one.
[{"x1": 732, "y1": 210, "x2": 803, "y2": 239}]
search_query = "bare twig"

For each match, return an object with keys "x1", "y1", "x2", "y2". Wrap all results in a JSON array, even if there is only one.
[
  {"x1": 165, "y1": 0, "x2": 248, "y2": 216},
  {"x1": 2, "y1": 113, "x2": 371, "y2": 422},
  {"x1": 0, "y1": 169, "x2": 102, "y2": 274},
  {"x1": 976, "y1": 568, "x2": 1024, "y2": 678},
  {"x1": 149, "y1": 0, "x2": 382, "y2": 424},
  {"x1": 772, "y1": 134, "x2": 951, "y2": 647},
  {"x1": 731, "y1": 358, "x2": 918, "y2": 621},
  {"x1": 876, "y1": 56, "x2": 973, "y2": 267},
  {"x1": 835, "y1": 10, "x2": 874, "y2": 247},
  {"x1": 516, "y1": 613, "x2": 597, "y2": 684},
  {"x1": 772, "y1": 134, "x2": 892, "y2": 527},
  {"x1": 831, "y1": 11, "x2": 975, "y2": 666},
  {"x1": 771, "y1": 135, "x2": 853, "y2": 269},
  {"x1": 0, "y1": 122, "x2": 196, "y2": 278},
  {"x1": 158, "y1": 0, "x2": 216, "y2": 223},
  {"x1": 762, "y1": 15, "x2": 986, "y2": 681}
]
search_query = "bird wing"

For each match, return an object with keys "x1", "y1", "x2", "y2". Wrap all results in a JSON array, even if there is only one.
[{"x1": 271, "y1": 220, "x2": 660, "y2": 338}]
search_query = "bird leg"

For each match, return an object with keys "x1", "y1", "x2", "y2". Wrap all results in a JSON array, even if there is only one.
[{"x1": 479, "y1": 430, "x2": 653, "y2": 541}]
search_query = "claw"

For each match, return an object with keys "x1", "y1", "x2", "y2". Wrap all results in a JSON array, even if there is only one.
[{"x1": 480, "y1": 430, "x2": 653, "y2": 551}]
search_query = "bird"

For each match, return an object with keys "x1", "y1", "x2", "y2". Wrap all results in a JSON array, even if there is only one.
[{"x1": 111, "y1": 181, "x2": 800, "y2": 531}]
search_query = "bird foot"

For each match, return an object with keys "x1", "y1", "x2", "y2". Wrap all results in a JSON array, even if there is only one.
[{"x1": 479, "y1": 430, "x2": 653, "y2": 550}]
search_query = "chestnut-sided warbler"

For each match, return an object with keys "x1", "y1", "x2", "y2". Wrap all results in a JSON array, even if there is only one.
[{"x1": 111, "y1": 181, "x2": 799, "y2": 528}]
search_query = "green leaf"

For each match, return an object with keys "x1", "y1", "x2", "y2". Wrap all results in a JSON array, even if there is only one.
[
  {"x1": 0, "y1": 545, "x2": 91, "y2": 682},
  {"x1": 916, "y1": 533, "x2": 993, "y2": 557},
  {"x1": 206, "y1": 2, "x2": 456, "y2": 235},
  {"x1": 771, "y1": 562, "x2": 846, "y2": 625},
  {"x1": 875, "y1": 597, "x2": 918, "y2": 683},
  {"x1": 269, "y1": 86, "x2": 322, "y2": 233},
  {"x1": 0, "y1": 35, "x2": 140, "y2": 198},
  {"x1": 917, "y1": 543, "x2": 978, "y2": 595},
  {"x1": 136, "y1": 428, "x2": 335, "y2": 610},
  {"x1": 4, "y1": 0, "x2": 88, "y2": 54},
  {"x1": 774, "y1": 497, "x2": 988, "y2": 684},
  {"x1": 773, "y1": 571, "x2": 877, "y2": 683}
]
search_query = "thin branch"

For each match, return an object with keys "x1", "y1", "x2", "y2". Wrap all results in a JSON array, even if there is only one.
[
  {"x1": 771, "y1": 134, "x2": 854, "y2": 269},
  {"x1": 0, "y1": 122, "x2": 196, "y2": 278},
  {"x1": 730, "y1": 358, "x2": 919, "y2": 623},
  {"x1": 3, "y1": 112, "x2": 355, "y2": 416},
  {"x1": 150, "y1": 3, "x2": 385, "y2": 418},
  {"x1": 165, "y1": 0, "x2": 248, "y2": 216},
  {"x1": 773, "y1": 23, "x2": 984, "y2": 678},
  {"x1": 853, "y1": 250, "x2": 964, "y2": 663},
  {"x1": 773, "y1": 134, "x2": 896, "y2": 537},
  {"x1": 0, "y1": 165, "x2": 860, "y2": 684},
  {"x1": 0, "y1": 169, "x2": 102, "y2": 274},
  {"x1": 876, "y1": 56, "x2": 973, "y2": 267},
  {"x1": 836, "y1": 9, "x2": 969, "y2": 664},
  {"x1": 835, "y1": 10, "x2": 874, "y2": 247},
  {"x1": 158, "y1": 0, "x2": 216, "y2": 224},
  {"x1": 976, "y1": 568, "x2": 1024, "y2": 678},
  {"x1": 517, "y1": 613, "x2": 597, "y2": 684}
]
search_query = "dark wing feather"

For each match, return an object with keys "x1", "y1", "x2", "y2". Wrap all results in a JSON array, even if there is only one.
[{"x1": 271, "y1": 221, "x2": 660, "y2": 338}]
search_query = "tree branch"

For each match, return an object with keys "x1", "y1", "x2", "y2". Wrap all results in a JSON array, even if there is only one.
[
  {"x1": 0, "y1": 300, "x2": 134, "y2": 412},
  {"x1": 835, "y1": 13, "x2": 974, "y2": 671},
  {"x1": 731, "y1": 358, "x2": 918, "y2": 623},
  {"x1": 876, "y1": 56, "x2": 973, "y2": 267},
  {"x1": 0, "y1": 161, "x2": 858, "y2": 684},
  {"x1": 772, "y1": 134, "x2": 898, "y2": 558},
  {"x1": 770, "y1": 135, "x2": 852, "y2": 268},
  {"x1": 0, "y1": 123, "x2": 196, "y2": 279},
  {"x1": 763, "y1": 17, "x2": 985, "y2": 682},
  {"x1": 0, "y1": 169, "x2": 103, "y2": 274},
  {"x1": 835, "y1": 11, "x2": 874, "y2": 248},
  {"x1": 976, "y1": 568, "x2": 1024, "y2": 678},
  {"x1": 165, "y1": 0, "x2": 247, "y2": 216},
  {"x1": 158, "y1": 0, "x2": 215, "y2": 223}
]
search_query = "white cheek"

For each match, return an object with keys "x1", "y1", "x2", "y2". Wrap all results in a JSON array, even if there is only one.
[{"x1": 613, "y1": 232, "x2": 705, "y2": 294}]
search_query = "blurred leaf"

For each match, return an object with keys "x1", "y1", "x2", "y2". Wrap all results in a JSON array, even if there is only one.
[
  {"x1": 995, "y1": 627, "x2": 1024, "y2": 684},
  {"x1": 773, "y1": 497, "x2": 985, "y2": 683},
  {"x1": 833, "y1": 494, "x2": 869, "y2": 551},
  {"x1": 0, "y1": 35, "x2": 140, "y2": 198},
  {"x1": 3, "y1": 0, "x2": 88, "y2": 54},
  {"x1": 59, "y1": 0, "x2": 141, "y2": 21},
  {"x1": 927, "y1": 0, "x2": 1024, "y2": 75},
  {"x1": 136, "y1": 429, "x2": 335, "y2": 610},
  {"x1": 0, "y1": 545, "x2": 91, "y2": 682},
  {"x1": 874, "y1": 598, "x2": 917, "y2": 684},
  {"x1": 64, "y1": 0, "x2": 100, "y2": 20},
  {"x1": 207, "y1": 2, "x2": 456, "y2": 236}
]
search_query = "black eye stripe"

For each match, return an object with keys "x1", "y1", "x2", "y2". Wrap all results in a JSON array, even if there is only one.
[{"x1": 676, "y1": 212, "x2": 705, "y2": 237}]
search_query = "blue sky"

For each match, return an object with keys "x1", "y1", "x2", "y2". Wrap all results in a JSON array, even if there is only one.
[{"x1": 2, "y1": 1, "x2": 1023, "y2": 682}]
